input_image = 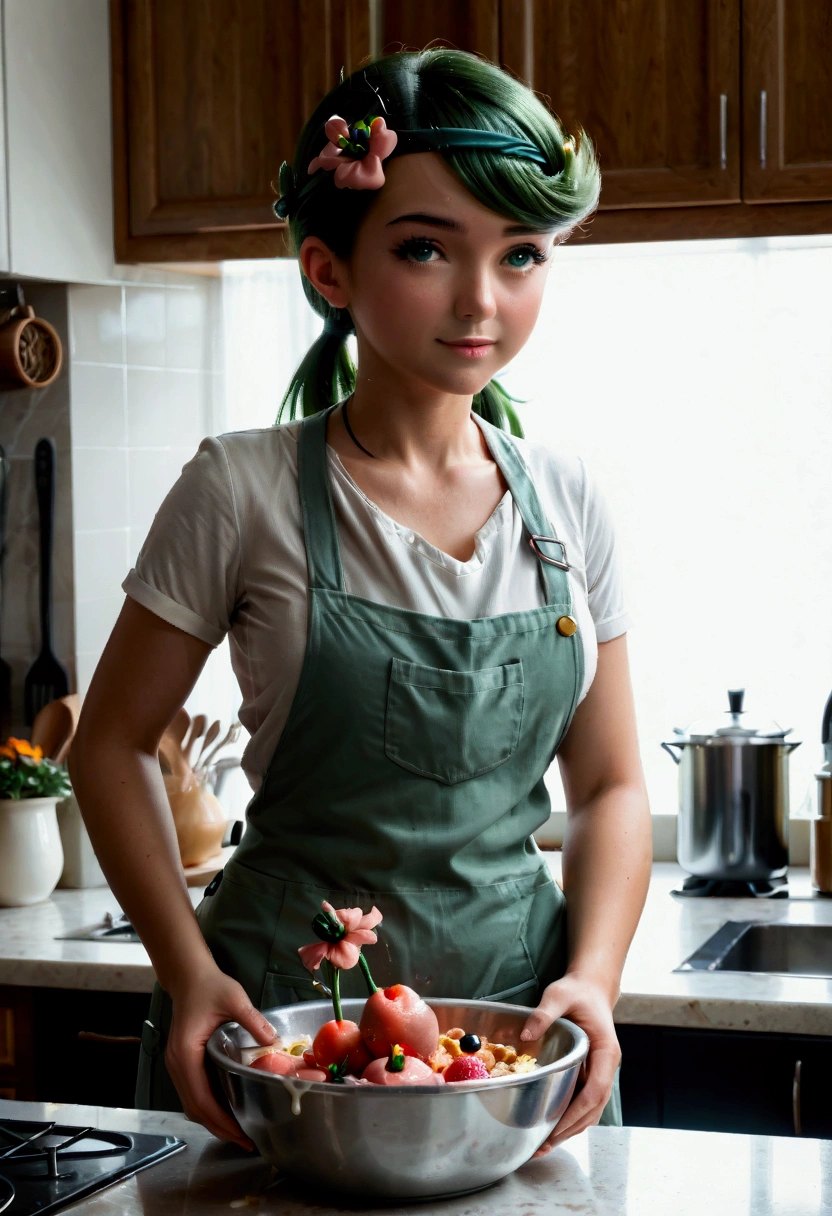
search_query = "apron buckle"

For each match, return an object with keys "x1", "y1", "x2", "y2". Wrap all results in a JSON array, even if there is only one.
[{"x1": 529, "y1": 535, "x2": 569, "y2": 570}]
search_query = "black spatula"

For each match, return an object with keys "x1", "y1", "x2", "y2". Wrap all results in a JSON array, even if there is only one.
[
  {"x1": 0, "y1": 445, "x2": 11, "y2": 737},
  {"x1": 23, "y1": 437, "x2": 68, "y2": 724}
]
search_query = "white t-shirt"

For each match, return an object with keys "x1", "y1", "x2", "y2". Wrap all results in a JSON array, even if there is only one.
[{"x1": 123, "y1": 417, "x2": 632, "y2": 791}]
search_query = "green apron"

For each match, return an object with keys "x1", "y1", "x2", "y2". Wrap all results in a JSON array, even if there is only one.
[{"x1": 137, "y1": 407, "x2": 621, "y2": 1125}]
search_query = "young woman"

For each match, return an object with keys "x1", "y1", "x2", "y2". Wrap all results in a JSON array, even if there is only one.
[{"x1": 71, "y1": 48, "x2": 651, "y2": 1153}]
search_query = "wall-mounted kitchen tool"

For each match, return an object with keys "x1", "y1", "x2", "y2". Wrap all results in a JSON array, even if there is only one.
[
  {"x1": 663, "y1": 688, "x2": 800, "y2": 895},
  {"x1": 0, "y1": 285, "x2": 62, "y2": 389},
  {"x1": 23, "y1": 438, "x2": 69, "y2": 724},
  {"x1": 0, "y1": 445, "x2": 10, "y2": 738},
  {"x1": 811, "y1": 690, "x2": 832, "y2": 895}
]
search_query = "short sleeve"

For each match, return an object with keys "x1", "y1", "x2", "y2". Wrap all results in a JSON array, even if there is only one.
[
  {"x1": 580, "y1": 459, "x2": 633, "y2": 643},
  {"x1": 122, "y1": 436, "x2": 240, "y2": 647}
]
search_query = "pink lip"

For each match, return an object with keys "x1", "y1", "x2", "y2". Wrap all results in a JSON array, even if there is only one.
[{"x1": 438, "y1": 339, "x2": 496, "y2": 360}]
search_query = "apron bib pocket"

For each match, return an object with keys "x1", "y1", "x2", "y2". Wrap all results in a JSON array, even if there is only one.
[{"x1": 384, "y1": 657, "x2": 525, "y2": 785}]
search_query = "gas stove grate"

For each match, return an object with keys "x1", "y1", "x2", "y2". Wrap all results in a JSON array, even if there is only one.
[{"x1": 0, "y1": 1118, "x2": 185, "y2": 1215}]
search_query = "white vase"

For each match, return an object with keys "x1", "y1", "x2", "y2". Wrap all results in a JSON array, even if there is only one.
[
  {"x1": 56, "y1": 792, "x2": 107, "y2": 889},
  {"x1": 0, "y1": 795, "x2": 65, "y2": 906}
]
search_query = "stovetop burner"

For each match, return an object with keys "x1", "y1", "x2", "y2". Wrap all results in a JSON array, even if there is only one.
[
  {"x1": 672, "y1": 874, "x2": 789, "y2": 899},
  {"x1": 0, "y1": 1118, "x2": 185, "y2": 1215}
]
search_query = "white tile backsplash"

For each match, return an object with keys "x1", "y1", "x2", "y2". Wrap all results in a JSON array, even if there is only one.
[
  {"x1": 166, "y1": 370, "x2": 208, "y2": 446},
  {"x1": 72, "y1": 529, "x2": 130, "y2": 600},
  {"x1": 126, "y1": 367, "x2": 207, "y2": 449},
  {"x1": 125, "y1": 287, "x2": 166, "y2": 367},
  {"x1": 75, "y1": 651, "x2": 100, "y2": 699},
  {"x1": 166, "y1": 287, "x2": 209, "y2": 370},
  {"x1": 63, "y1": 273, "x2": 226, "y2": 730},
  {"x1": 127, "y1": 446, "x2": 189, "y2": 538},
  {"x1": 126, "y1": 367, "x2": 170, "y2": 447},
  {"x1": 70, "y1": 363, "x2": 126, "y2": 447},
  {"x1": 75, "y1": 593, "x2": 124, "y2": 655},
  {"x1": 72, "y1": 447, "x2": 129, "y2": 531},
  {"x1": 69, "y1": 285, "x2": 124, "y2": 363}
]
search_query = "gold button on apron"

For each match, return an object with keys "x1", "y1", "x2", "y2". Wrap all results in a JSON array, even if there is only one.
[{"x1": 556, "y1": 615, "x2": 578, "y2": 637}]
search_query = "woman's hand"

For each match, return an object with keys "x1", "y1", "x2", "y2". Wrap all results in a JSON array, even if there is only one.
[
  {"x1": 520, "y1": 972, "x2": 620, "y2": 1155},
  {"x1": 165, "y1": 963, "x2": 277, "y2": 1149}
]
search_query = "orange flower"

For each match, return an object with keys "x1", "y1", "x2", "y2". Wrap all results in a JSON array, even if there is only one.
[{"x1": 1, "y1": 738, "x2": 44, "y2": 762}]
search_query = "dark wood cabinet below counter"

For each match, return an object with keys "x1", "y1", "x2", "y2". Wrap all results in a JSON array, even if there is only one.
[{"x1": 618, "y1": 1024, "x2": 832, "y2": 1140}]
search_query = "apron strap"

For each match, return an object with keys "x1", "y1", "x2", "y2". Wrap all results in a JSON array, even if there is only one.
[
  {"x1": 298, "y1": 406, "x2": 571, "y2": 605},
  {"x1": 477, "y1": 420, "x2": 571, "y2": 607},
  {"x1": 297, "y1": 406, "x2": 345, "y2": 593}
]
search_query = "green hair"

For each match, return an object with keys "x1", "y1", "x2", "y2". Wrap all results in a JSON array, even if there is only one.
[{"x1": 277, "y1": 49, "x2": 600, "y2": 434}]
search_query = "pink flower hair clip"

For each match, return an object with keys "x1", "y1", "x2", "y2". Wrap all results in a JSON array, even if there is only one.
[{"x1": 308, "y1": 115, "x2": 398, "y2": 191}]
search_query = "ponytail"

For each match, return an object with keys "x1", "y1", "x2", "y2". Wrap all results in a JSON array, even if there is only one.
[{"x1": 278, "y1": 310, "x2": 356, "y2": 421}]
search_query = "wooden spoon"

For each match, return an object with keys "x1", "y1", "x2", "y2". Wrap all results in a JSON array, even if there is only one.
[
  {"x1": 183, "y1": 713, "x2": 207, "y2": 766},
  {"x1": 158, "y1": 727, "x2": 193, "y2": 794},
  {"x1": 52, "y1": 693, "x2": 80, "y2": 764},
  {"x1": 195, "y1": 719, "x2": 221, "y2": 770},
  {"x1": 31, "y1": 697, "x2": 75, "y2": 762},
  {"x1": 200, "y1": 720, "x2": 241, "y2": 770}
]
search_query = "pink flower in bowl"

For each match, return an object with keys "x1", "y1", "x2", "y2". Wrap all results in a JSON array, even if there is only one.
[{"x1": 298, "y1": 900, "x2": 383, "y2": 973}]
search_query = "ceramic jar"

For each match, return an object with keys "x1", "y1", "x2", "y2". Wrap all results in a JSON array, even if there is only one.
[
  {"x1": 0, "y1": 795, "x2": 65, "y2": 906},
  {"x1": 164, "y1": 775, "x2": 229, "y2": 868}
]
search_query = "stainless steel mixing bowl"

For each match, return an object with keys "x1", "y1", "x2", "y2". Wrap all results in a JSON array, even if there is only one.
[{"x1": 207, "y1": 997, "x2": 588, "y2": 1200}]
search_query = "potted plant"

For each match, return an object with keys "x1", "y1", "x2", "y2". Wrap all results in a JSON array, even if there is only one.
[{"x1": 0, "y1": 737, "x2": 71, "y2": 905}]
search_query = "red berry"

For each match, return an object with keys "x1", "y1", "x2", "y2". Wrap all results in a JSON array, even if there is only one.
[{"x1": 443, "y1": 1055, "x2": 490, "y2": 1083}]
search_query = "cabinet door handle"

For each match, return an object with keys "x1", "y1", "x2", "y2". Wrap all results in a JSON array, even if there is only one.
[
  {"x1": 760, "y1": 90, "x2": 768, "y2": 169},
  {"x1": 719, "y1": 94, "x2": 728, "y2": 170},
  {"x1": 792, "y1": 1058, "x2": 803, "y2": 1136}
]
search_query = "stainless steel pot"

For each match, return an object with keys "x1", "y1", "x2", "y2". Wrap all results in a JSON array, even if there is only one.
[
  {"x1": 663, "y1": 689, "x2": 800, "y2": 882},
  {"x1": 207, "y1": 997, "x2": 587, "y2": 1201}
]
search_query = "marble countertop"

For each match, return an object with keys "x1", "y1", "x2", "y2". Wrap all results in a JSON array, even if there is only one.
[
  {"x1": 2, "y1": 1097, "x2": 830, "y2": 1215},
  {"x1": 2, "y1": 863, "x2": 832, "y2": 1034}
]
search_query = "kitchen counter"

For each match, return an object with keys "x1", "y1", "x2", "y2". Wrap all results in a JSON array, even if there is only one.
[
  {"x1": 2, "y1": 863, "x2": 832, "y2": 1035},
  {"x1": 2, "y1": 1097, "x2": 830, "y2": 1215}
]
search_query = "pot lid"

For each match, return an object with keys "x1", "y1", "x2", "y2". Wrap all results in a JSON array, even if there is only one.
[{"x1": 673, "y1": 689, "x2": 794, "y2": 743}]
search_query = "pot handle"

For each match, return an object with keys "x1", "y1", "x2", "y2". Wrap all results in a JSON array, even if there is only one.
[{"x1": 661, "y1": 741, "x2": 684, "y2": 765}]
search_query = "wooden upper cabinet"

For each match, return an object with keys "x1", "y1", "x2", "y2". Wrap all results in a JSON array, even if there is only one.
[
  {"x1": 111, "y1": 0, "x2": 372, "y2": 261},
  {"x1": 381, "y1": 1, "x2": 499, "y2": 60},
  {"x1": 501, "y1": 0, "x2": 741, "y2": 210},
  {"x1": 743, "y1": 0, "x2": 832, "y2": 203}
]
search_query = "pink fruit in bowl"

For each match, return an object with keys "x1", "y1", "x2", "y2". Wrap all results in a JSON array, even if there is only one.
[
  {"x1": 362, "y1": 1046, "x2": 444, "y2": 1087},
  {"x1": 360, "y1": 984, "x2": 439, "y2": 1060},
  {"x1": 249, "y1": 1050, "x2": 301, "y2": 1077}
]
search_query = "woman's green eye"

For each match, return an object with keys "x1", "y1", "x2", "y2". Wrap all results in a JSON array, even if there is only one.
[{"x1": 506, "y1": 249, "x2": 532, "y2": 267}]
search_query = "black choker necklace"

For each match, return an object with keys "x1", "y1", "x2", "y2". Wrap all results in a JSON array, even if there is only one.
[{"x1": 342, "y1": 399, "x2": 376, "y2": 459}]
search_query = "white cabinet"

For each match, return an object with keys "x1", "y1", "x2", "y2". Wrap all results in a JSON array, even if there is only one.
[{"x1": 2, "y1": 0, "x2": 118, "y2": 284}]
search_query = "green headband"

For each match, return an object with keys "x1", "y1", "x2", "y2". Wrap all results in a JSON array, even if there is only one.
[{"x1": 275, "y1": 125, "x2": 564, "y2": 220}]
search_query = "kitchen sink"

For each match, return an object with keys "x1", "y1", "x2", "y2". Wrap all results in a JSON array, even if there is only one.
[{"x1": 676, "y1": 921, "x2": 832, "y2": 979}]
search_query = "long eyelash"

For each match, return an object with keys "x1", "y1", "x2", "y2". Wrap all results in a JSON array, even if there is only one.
[
  {"x1": 393, "y1": 236, "x2": 440, "y2": 260},
  {"x1": 394, "y1": 233, "x2": 549, "y2": 267},
  {"x1": 510, "y1": 244, "x2": 549, "y2": 265}
]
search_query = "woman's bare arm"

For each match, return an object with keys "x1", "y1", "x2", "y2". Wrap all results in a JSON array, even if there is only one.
[
  {"x1": 69, "y1": 597, "x2": 275, "y2": 1143},
  {"x1": 521, "y1": 633, "x2": 652, "y2": 1146}
]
